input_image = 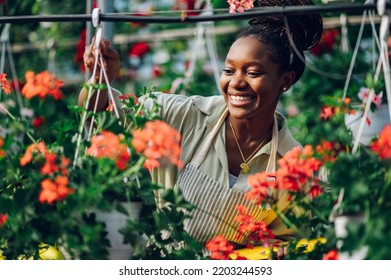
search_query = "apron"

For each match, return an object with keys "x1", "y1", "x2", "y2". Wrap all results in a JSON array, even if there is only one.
[{"x1": 176, "y1": 109, "x2": 284, "y2": 245}]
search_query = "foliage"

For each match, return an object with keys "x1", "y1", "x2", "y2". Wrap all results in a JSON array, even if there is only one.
[
  {"x1": 1, "y1": 0, "x2": 390, "y2": 261},
  {"x1": 0, "y1": 72, "x2": 205, "y2": 260}
]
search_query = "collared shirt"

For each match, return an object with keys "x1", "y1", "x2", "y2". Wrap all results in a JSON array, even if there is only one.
[{"x1": 117, "y1": 91, "x2": 302, "y2": 238}]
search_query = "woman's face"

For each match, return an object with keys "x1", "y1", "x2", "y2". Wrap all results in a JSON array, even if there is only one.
[{"x1": 220, "y1": 36, "x2": 294, "y2": 121}]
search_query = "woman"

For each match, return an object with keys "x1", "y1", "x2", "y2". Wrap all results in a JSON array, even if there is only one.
[{"x1": 80, "y1": 0, "x2": 323, "y2": 251}]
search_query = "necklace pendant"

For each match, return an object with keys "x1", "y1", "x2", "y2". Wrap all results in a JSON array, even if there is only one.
[{"x1": 240, "y1": 162, "x2": 249, "y2": 174}]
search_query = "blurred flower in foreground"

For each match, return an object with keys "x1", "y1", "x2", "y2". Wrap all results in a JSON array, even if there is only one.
[
  {"x1": 370, "y1": 124, "x2": 391, "y2": 160},
  {"x1": 205, "y1": 235, "x2": 235, "y2": 260}
]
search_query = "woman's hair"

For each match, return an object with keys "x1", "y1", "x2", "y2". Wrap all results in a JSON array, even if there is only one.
[{"x1": 237, "y1": 0, "x2": 323, "y2": 84}]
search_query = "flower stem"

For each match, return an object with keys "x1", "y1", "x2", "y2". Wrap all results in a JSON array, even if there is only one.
[
  {"x1": 274, "y1": 207, "x2": 307, "y2": 237},
  {"x1": 2, "y1": 104, "x2": 37, "y2": 144},
  {"x1": 107, "y1": 156, "x2": 145, "y2": 184}
]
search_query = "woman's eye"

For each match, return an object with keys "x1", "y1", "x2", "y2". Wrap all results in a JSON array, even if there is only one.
[
  {"x1": 247, "y1": 71, "x2": 260, "y2": 78},
  {"x1": 222, "y1": 68, "x2": 234, "y2": 75}
]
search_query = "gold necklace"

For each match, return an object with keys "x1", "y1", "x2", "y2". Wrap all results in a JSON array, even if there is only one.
[{"x1": 228, "y1": 119, "x2": 271, "y2": 174}]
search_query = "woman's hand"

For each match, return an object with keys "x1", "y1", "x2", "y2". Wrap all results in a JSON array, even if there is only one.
[
  {"x1": 78, "y1": 37, "x2": 120, "y2": 111},
  {"x1": 83, "y1": 37, "x2": 120, "y2": 84}
]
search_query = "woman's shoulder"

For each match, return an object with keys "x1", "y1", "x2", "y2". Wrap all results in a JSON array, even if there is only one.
[{"x1": 190, "y1": 95, "x2": 226, "y2": 115}]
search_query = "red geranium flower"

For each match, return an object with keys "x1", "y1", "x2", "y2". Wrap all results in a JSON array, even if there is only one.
[
  {"x1": 323, "y1": 249, "x2": 339, "y2": 260},
  {"x1": 205, "y1": 235, "x2": 234, "y2": 260},
  {"x1": 370, "y1": 124, "x2": 391, "y2": 160}
]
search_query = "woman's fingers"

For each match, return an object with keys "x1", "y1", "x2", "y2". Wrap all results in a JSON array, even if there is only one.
[{"x1": 83, "y1": 36, "x2": 120, "y2": 82}]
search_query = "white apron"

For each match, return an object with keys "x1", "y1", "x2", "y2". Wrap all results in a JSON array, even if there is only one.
[{"x1": 176, "y1": 109, "x2": 283, "y2": 245}]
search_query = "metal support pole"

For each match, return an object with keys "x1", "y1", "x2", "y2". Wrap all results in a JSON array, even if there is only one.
[{"x1": 98, "y1": 0, "x2": 113, "y2": 43}]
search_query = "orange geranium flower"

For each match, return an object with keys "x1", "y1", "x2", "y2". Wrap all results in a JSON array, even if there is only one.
[
  {"x1": 40, "y1": 152, "x2": 59, "y2": 175},
  {"x1": 86, "y1": 130, "x2": 131, "y2": 170},
  {"x1": 370, "y1": 124, "x2": 391, "y2": 160},
  {"x1": 38, "y1": 176, "x2": 74, "y2": 204},
  {"x1": 132, "y1": 120, "x2": 183, "y2": 169},
  {"x1": 21, "y1": 70, "x2": 64, "y2": 99},
  {"x1": 20, "y1": 141, "x2": 70, "y2": 175},
  {"x1": 0, "y1": 73, "x2": 11, "y2": 94},
  {"x1": 20, "y1": 142, "x2": 48, "y2": 166},
  {"x1": 205, "y1": 235, "x2": 234, "y2": 260}
]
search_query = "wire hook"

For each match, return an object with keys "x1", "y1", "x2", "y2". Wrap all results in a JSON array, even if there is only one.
[
  {"x1": 377, "y1": 0, "x2": 387, "y2": 16},
  {"x1": 92, "y1": 7, "x2": 101, "y2": 28},
  {"x1": 92, "y1": 8, "x2": 103, "y2": 49}
]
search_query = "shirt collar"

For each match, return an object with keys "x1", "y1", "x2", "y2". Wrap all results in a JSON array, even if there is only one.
[
  {"x1": 192, "y1": 96, "x2": 300, "y2": 156},
  {"x1": 191, "y1": 95, "x2": 227, "y2": 132}
]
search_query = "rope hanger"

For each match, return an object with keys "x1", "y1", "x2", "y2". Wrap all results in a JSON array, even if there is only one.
[{"x1": 73, "y1": 8, "x2": 123, "y2": 168}]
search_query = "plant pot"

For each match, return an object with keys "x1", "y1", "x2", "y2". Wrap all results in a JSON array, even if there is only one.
[
  {"x1": 344, "y1": 104, "x2": 390, "y2": 146},
  {"x1": 334, "y1": 214, "x2": 368, "y2": 260},
  {"x1": 95, "y1": 201, "x2": 142, "y2": 260}
]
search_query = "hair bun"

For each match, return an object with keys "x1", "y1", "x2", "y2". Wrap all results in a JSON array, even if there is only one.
[
  {"x1": 251, "y1": 0, "x2": 322, "y2": 51},
  {"x1": 248, "y1": 16, "x2": 284, "y2": 27}
]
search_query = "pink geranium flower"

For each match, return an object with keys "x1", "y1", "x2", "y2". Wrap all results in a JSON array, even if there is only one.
[{"x1": 227, "y1": 0, "x2": 254, "y2": 14}]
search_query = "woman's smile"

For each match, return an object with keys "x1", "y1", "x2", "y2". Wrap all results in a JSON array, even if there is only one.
[{"x1": 228, "y1": 93, "x2": 257, "y2": 106}]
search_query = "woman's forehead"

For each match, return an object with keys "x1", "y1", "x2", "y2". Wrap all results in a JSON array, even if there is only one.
[{"x1": 226, "y1": 37, "x2": 271, "y2": 63}]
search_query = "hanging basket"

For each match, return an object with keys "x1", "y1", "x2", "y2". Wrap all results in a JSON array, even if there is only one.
[
  {"x1": 344, "y1": 103, "x2": 390, "y2": 146},
  {"x1": 95, "y1": 201, "x2": 142, "y2": 260}
]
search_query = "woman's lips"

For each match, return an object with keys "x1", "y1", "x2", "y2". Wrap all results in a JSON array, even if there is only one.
[{"x1": 229, "y1": 94, "x2": 256, "y2": 106}]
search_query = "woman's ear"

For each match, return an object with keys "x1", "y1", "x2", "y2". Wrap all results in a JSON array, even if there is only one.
[{"x1": 280, "y1": 71, "x2": 296, "y2": 93}]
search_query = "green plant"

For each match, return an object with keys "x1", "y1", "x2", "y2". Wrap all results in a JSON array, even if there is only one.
[{"x1": 0, "y1": 71, "x2": 204, "y2": 260}]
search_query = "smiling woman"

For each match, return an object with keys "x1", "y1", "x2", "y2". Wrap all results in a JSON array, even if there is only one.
[{"x1": 79, "y1": 0, "x2": 323, "y2": 258}]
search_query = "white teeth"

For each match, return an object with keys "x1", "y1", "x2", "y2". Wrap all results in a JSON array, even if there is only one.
[{"x1": 230, "y1": 95, "x2": 254, "y2": 102}]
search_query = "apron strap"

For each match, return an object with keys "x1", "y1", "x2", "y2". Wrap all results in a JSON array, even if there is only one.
[
  {"x1": 265, "y1": 115, "x2": 279, "y2": 173},
  {"x1": 191, "y1": 108, "x2": 228, "y2": 168}
]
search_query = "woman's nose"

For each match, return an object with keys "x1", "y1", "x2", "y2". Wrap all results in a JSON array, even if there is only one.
[{"x1": 229, "y1": 73, "x2": 247, "y2": 89}]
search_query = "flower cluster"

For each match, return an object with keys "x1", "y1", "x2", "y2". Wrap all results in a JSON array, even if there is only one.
[
  {"x1": 132, "y1": 120, "x2": 183, "y2": 169},
  {"x1": 21, "y1": 70, "x2": 64, "y2": 100},
  {"x1": 370, "y1": 124, "x2": 391, "y2": 160},
  {"x1": 227, "y1": 0, "x2": 254, "y2": 14},
  {"x1": 0, "y1": 71, "x2": 199, "y2": 260},
  {"x1": 0, "y1": 73, "x2": 11, "y2": 94},
  {"x1": 246, "y1": 145, "x2": 324, "y2": 207},
  {"x1": 320, "y1": 97, "x2": 355, "y2": 121},
  {"x1": 358, "y1": 87, "x2": 383, "y2": 109},
  {"x1": 205, "y1": 234, "x2": 235, "y2": 260},
  {"x1": 0, "y1": 138, "x2": 6, "y2": 158},
  {"x1": 86, "y1": 131, "x2": 131, "y2": 170},
  {"x1": 235, "y1": 205, "x2": 275, "y2": 247}
]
